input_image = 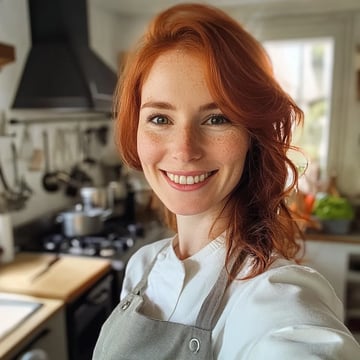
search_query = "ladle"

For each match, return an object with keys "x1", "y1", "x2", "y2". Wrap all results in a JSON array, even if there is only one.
[{"x1": 41, "y1": 130, "x2": 59, "y2": 192}]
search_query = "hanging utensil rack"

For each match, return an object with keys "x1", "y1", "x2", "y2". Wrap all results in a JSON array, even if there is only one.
[{"x1": 8, "y1": 113, "x2": 112, "y2": 126}]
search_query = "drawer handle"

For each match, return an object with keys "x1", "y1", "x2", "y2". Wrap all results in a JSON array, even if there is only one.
[{"x1": 18, "y1": 349, "x2": 48, "y2": 360}]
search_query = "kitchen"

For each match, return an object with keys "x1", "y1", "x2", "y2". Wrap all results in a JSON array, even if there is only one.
[{"x1": 1, "y1": 0, "x2": 360, "y2": 358}]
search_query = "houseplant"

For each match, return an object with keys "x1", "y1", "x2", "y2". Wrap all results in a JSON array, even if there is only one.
[{"x1": 312, "y1": 194, "x2": 355, "y2": 234}]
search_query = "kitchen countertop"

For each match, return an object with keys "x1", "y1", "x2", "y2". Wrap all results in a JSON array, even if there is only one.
[
  {"x1": 304, "y1": 231, "x2": 360, "y2": 244},
  {"x1": 0, "y1": 292, "x2": 64, "y2": 360},
  {"x1": 0, "y1": 252, "x2": 112, "y2": 302}
]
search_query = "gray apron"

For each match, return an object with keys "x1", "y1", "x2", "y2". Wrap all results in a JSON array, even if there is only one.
[{"x1": 93, "y1": 246, "x2": 229, "y2": 360}]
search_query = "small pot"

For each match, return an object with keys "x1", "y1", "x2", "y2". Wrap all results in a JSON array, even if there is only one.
[
  {"x1": 57, "y1": 207, "x2": 112, "y2": 237},
  {"x1": 80, "y1": 186, "x2": 108, "y2": 210}
]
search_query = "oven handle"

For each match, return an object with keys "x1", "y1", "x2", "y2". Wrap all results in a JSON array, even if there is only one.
[
  {"x1": 18, "y1": 349, "x2": 49, "y2": 360},
  {"x1": 87, "y1": 289, "x2": 110, "y2": 305}
]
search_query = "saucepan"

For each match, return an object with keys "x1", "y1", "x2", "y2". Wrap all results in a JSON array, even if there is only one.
[
  {"x1": 56, "y1": 206, "x2": 112, "y2": 237},
  {"x1": 80, "y1": 186, "x2": 108, "y2": 210}
]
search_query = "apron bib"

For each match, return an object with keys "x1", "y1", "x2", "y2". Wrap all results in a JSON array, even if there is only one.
[{"x1": 93, "y1": 245, "x2": 229, "y2": 360}]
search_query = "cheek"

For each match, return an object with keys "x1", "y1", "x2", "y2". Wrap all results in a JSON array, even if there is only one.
[
  {"x1": 213, "y1": 131, "x2": 249, "y2": 163},
  {"x1": 137, "y1": 130, "x2": 163, "y2": 165}
]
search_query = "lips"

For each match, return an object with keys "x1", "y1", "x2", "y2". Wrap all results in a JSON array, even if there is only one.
[{"x1": 165, "y1": 171, "x2": 213, "y2": 185}]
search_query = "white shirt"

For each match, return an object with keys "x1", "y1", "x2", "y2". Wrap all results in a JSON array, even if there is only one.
[{"x1": 121, "y1": 235, "x2": 360, "y2": 359}]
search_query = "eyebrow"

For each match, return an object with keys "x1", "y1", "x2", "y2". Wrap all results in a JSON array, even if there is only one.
[{"x1": 140, "y1": 101, "x2": 219, "y2": 112}]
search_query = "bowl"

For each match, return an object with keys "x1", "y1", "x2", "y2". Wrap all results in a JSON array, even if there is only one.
[{"x1": 320, "y1": 219, "x2": 352, "y2": 235}]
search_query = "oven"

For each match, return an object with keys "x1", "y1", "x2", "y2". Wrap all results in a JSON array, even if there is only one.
[{"x1": 66, "y1": 273, "x2": 113, "y2": 360}]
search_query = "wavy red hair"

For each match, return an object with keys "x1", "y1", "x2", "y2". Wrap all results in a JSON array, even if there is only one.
[{"x1": 115, "y1": 3, "x2": 304, "y2": 279}]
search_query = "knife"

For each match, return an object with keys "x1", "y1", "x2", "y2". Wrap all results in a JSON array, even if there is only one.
[{"x1": 30, "y1": 255, "x2": 61, "y2": 282}]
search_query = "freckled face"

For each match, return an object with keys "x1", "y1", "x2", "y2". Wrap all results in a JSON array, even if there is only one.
[{"x1": 137, "y1": 50, "x2": 249, "y2": 217}]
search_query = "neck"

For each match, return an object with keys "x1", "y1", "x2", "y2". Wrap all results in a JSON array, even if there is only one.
[{"x1": 174, "y1": 213, "x2": 227, "y2": 260}]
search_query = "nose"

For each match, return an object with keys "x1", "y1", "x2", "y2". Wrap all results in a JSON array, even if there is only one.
[{"x1": 171, "y1": 126, "x2": 202, "y2": 162}]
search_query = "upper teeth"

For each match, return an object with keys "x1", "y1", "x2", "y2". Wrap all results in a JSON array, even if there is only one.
[{"x1": 166, "y1": 172, "x2": 211, "y2": 185}]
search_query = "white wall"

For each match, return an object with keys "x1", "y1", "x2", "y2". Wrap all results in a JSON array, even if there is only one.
[
  {"x1": 88, "y1": 2, "x2": 149, "y2": 69},
  {"x1": 0, "y1": 0, "x2": 29, "y2": 109},
  {"x1": 0, "y1": 0, "x2": 120, "y2": 227}
]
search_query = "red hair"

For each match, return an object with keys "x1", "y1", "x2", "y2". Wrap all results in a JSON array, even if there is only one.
[{"x1": 115, "y1": 3, "x2": 304, "y2": 279}]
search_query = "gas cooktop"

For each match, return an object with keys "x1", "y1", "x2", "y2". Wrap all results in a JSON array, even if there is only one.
[
  {"x1": 42, "y1": 221, "x2": 143, "y2": 259},
  {"x1": 16, "y1": 213, "x2": 145, "y2": 259}
]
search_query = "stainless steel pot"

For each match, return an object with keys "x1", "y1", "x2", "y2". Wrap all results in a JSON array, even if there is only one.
[
  {"x1": 57, "y1": 207, "x2": 111, "y2": 237},
  {"x1": 80, "y1": 186, "x2": 108, "y2": 210}
]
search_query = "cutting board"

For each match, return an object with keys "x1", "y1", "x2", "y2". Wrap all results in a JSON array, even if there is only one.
[{"x1": 0, "y1": 253, "x2": 111, "y2": 302}]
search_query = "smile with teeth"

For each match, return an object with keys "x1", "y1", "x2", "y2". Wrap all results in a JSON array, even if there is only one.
[{"x1": 166, "y1": 171, "x2": 213, "y2": 185}]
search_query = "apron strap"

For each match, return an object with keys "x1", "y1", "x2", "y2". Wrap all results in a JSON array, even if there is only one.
[
  {"x1": 195, "y1": 264, "x2": 229, "y2": 330},
  {"x1": 132, "y1": 241, "x2": 171, "y2": 296},
  {"x1": 196, "y1": 251, "x2": 248, "y2": 330}
]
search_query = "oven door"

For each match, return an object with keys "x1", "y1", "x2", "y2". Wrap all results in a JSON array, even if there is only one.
[{"x1": 66, "y1": 273, "x2": 114, "y2": 360}]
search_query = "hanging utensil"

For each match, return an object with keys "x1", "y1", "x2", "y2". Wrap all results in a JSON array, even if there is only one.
[
  {"x1": 19, "y1": 124, "x2": 34, "y2": 162},
  {"x1": 0, "y1": 157, "x2": 29, "y2": 211},
  {"x1": 96, "y1": 125, "x2": 109, "y2": 146},
  {"x1": 83, "y1": 128, "x2": 97, "y2": 165},
  {"x1": 10, "y1": 142, "x2": 21, "y2": 191},
  {"x1": 0, "y1": 158, "x2": 12, "y2": 195},
  {"x1": 65, "y1": 126, "x2": 93, "y2": 196},
  {"x1": 41, "y1": 130, "x2": 59, "y2": 192}
]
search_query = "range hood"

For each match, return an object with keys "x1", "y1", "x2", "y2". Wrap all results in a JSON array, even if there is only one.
[{"x1": 12, "y1": 0, "x2": 117, "y2": 112}]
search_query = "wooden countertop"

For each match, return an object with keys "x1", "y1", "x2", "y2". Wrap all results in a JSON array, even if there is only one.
[
  {"x1": 304, "y1": 232, "x2": 360, "y2": 244},
  {"x1": 0, "y1": 292, "x2": 63, "y2": 360},
  {"x1": 0, "y1": 253, "x2": 112, "y2": 303}
]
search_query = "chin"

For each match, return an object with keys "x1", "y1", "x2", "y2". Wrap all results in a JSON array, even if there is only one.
[{"x1": 165, "y1": 203, "x2": 214, "y2": 217}]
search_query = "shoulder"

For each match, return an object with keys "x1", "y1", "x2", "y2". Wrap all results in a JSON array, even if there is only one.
[
  {"x1": 120, "y1": 237, "x2": 173, "y2": 299},
  {"x1": 230, "y1": 259, "x2": 344, "y2": 325},
  {"x1": 220, "y1": 259, "x2": 360, "y2": 359},
  {"x1": 260, "y1": 259, "x2": 340, "y2": 304}
]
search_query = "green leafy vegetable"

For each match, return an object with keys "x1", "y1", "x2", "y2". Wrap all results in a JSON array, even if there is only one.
[{"x1": 312, "y1": 195, "x2": 355, "y2": 220}]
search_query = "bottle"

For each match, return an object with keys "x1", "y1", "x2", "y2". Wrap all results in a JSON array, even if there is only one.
[{"x1": 0, "y1": 213, "x2": 15, "y2": 263}]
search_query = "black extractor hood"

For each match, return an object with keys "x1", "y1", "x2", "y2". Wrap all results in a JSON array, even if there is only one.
[{"x1": 12, "y1": 0, "x2": 117, "y2": 112}]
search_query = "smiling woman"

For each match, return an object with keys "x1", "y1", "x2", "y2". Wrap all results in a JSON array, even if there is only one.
[
  {"x1": 137, "y1": 50, "x2": 249, "y2": 225},
  {"x1": 93, "y1": 3, "x2": 360, "y2": 359}
]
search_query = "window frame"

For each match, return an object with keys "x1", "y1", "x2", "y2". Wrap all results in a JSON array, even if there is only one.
[{"x1": 237, "y1": 11, "x2": 354, "y2": 182}]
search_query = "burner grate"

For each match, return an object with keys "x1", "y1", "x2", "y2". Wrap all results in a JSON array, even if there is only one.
[{"x1": 41, "y1": 221, "x2": 144, "y2": 259}]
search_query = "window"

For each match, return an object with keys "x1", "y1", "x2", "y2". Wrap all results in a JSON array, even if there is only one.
[
  {"x1": 242, "y1": 10, "x2": 353, "y2": 193},
  {"x1": 264, "y1": 38, "x2": 334, "y2": 176}
]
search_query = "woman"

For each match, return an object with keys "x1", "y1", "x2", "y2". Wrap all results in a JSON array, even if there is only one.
[{"x1": 93, "y1": 3, "x2": 360, "y2": 359}]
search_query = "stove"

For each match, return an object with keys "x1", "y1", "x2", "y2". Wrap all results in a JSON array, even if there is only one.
[
  {"x1": 15, "y1": 210, "x2": 170, "y2": 284},
  {"x1": 42, "y1": 221, "x2": 143, "y2": 257},
  {"x1": 43, "y1": 233, "x2": 135, "y2": 258}
]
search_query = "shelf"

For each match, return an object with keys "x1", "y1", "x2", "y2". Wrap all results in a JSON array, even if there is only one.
[{"x1": 0, "y1": 43, "x2": 15, "y2": 68}]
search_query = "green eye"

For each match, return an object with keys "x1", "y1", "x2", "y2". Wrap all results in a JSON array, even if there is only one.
[
  {"x1": 206, "y1": 115, "x2": 229, "y2": 125},
  {"x1": 150, "y1": 115, "x2": 170, "y2": 125}
]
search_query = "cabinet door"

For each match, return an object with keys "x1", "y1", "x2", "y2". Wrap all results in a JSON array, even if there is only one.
[
  {"x1": 14, "y1": 309, "x2": 68, "y2": 360},
  {"x1": 303, "y1": 241, "x2": 350, "y2": 303},
  {"x1": 303, "y1": 240, "x2": 360, "y2": 302}
]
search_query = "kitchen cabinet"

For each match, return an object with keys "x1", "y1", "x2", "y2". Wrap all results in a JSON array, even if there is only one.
[
  {"x1": 303, "y1": 235, "x2": 360, "y2": 342},
  {"x1": 0, "y1": 253, "x2": 112, "y2": 359},
  {"x1": 0, "y1": 293, "x2": 66, "y2": 360}
]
